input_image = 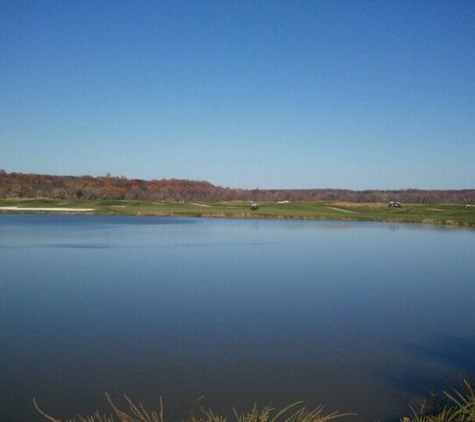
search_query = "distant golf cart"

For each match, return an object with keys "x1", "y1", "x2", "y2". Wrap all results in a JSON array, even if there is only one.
[
  {"x1": 388, "y1": 201, "x2": 401, "y2": 208},
  {"x1": 250, "y1": 203, "x2": 259, "y2": 211}
]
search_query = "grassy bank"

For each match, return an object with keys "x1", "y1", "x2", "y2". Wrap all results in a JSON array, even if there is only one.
[{"x1": 1, "y1": 199, "x2": 475, "y2": 227}]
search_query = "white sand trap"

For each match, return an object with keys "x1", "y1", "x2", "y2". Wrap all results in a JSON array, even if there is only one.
[
  {"x1": 0, "y1": 206, "x2": 94, "y2": 212},
  {"x1": 190, "y1": 203, "x2": 211, "y2": 207},
  {"x1": 326, "y1": 207, "x2": 358, "y2": 214}
]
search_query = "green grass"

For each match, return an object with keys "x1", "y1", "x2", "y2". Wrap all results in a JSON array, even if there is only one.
[{"x1": 1, "y1": 199, "x2": 475, "y2": 227}]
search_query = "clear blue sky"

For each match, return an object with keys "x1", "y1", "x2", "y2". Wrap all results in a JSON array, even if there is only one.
[{"x1": 1, "y1": 1, "x2": 474, "y2": 190}]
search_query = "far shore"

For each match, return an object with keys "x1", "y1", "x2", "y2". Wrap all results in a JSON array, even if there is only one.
[{"x1": 0, "y1": 199, "x2": 474, "y2": 227}]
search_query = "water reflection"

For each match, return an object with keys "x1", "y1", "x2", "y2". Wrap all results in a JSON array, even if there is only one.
[
  {"x1": 374, "y1": 335, "x2": 475, "y2": 399},
  {"x1": 406, "y1": 336, "x2": 475, "y2": 374}
]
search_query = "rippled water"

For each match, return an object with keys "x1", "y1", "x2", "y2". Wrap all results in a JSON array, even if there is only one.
[{"x1": 1, "y1": 215, "x2": 474, "y2": 421}]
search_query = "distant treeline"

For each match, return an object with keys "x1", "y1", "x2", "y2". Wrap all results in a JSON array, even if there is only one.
[{"x1": 1, "y1": 171, "x2": 474, "y2": 204}]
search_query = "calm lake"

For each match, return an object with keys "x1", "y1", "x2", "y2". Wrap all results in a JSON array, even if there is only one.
[{"x1": 1, "y1": 215, "x2": 474, "y2": 421}]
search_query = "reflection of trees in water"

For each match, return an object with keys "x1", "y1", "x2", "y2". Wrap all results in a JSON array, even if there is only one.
[
  {"x1": 374, "y1": 335, "x2": 475, "y2": 395},
  {"x1": 387, "y1": 223, "x2": 401, "y2": 231},
  {"x1": 372, "y1": 335, "x2": 475, "y2": 420}
]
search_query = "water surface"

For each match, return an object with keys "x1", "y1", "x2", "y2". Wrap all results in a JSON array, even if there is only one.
[{"x1": 1, "y1": 215, "x2": 474, "y2": 421}]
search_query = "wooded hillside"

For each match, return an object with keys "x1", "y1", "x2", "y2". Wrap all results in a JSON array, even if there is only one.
[{"x1": 1, "y1": 171, "x2": 474, "y2": 204}]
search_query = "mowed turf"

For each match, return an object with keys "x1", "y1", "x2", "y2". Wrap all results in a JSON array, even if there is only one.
[{"x1": 1, "y1": 199, "x2": 474, "y2": 226}]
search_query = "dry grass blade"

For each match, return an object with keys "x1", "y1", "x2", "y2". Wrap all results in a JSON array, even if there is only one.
[
  {"x1": 33, "y1": 398, "x2": 62, "y2": 422},
  {"x1": 269, "y1": 402, "x2": 304, "y2": 422},
  {"x1": 77, "y1": 414, "x2": 115, "y2": 422},
  {"x1": 189, "y1": 396, "x2": 205, "y2": 422},
  {"x1": 282, "y1": 404, "x2": 355, "y2": 422},
  {"x1": 198, "y1": 408, "x2": 227, "y2": 422},
  {"x1": 233, "y1": 403, "x2": 273, "y2": 422},
  {"x1": 35, "y1": 394, "x2": 356, "y2": 422},
  {"x1": 106, "y1": 393, "x2": 135, "y2": 422},
  {"x1": 124, "y1": 394, "x2": 160, "y2": 422},
  {"x1": 232, "y1": 402, "x2": 354, "y2": 422},
  {"x1": 106, "y1": 393, "x2": 163, "y2": 422}
]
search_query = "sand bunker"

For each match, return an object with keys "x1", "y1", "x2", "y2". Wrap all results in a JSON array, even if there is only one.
[
  {"x1": 0, "y1": 206, "x2": 94, "y2": 212},
  {"x1": 326, "y1": 206, "x2": 357, "y2": 214}
]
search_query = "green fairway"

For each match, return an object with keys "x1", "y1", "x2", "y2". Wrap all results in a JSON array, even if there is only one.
[{"x1": 1, "y1": 199, "x2": 474, "y2": 227}]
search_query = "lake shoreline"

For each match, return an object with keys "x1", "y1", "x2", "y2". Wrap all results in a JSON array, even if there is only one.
[{"x1": 1, "y1": 200, "x2": 474, "y2": 228}]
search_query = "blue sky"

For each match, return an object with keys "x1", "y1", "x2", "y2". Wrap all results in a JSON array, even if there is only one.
[{"x1": 1, "y1": 1, "x2": 474, "y2": 190}]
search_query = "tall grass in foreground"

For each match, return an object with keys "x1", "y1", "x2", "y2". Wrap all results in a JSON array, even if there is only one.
[
  {"x1": 403, "y1": 379, "x2": 475, "y2": 422},
  {"x1": 32, "y1": 379, "x2": 475, "y2": 422},
  {"x1": 33, "y1": 395, "x2": 355, "y2": 422}
]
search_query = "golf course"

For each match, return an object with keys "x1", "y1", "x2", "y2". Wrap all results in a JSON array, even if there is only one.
[{"x1": 1, "y1": 199, "x2": 474, "y2": 227}]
